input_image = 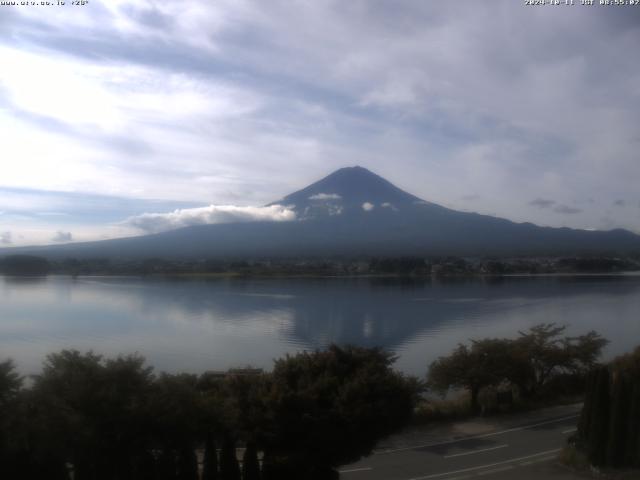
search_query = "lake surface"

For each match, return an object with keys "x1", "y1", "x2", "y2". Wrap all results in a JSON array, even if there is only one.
[{"x1": 1, "y1": 274, "x2": 639, "y2": 376}]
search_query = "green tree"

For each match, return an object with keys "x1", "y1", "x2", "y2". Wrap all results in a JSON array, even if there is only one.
[
  {"x1": 0, "y1": 359, "x2": 26, "y2": 479},
  {"x1": 428, "y1": 339, "x2": 513, "y2": 412},
  {"x1": 0, "y1": 255, "x2": 50, "y2": 275},
  {"x1": 577, "y1": 346, "x2": 640, "y2": 469},
  {"x1": 149, "y1": 372, "x2": 203, "y2": 480},
  {"x1": 202, "y1": 433, "x2": 219, "y2": 480},
  {"x1": 177, "y1": 446, "x2": 198, "y2": 480},
  {"x1": 31, "y1": 350, "x2": 155, "y2": 480},
  {"x1": 219, "y1": 436, "x2": 241, "y2": 480},
  {"x1": 242, "y1": 442, "x2": 260, "y2": 480},
  {"x1": 263, "y1": 345, "x2": 420, "y2": 478},
  {"x1": 511, "y1": 324, "x2": 607, "y2": 398},
  {"x1": 605, "y1": 372, "x2": 631, "y2": 467},
  {"x1": 0, "y1": 359, "x2": 21, "y2": 402}
]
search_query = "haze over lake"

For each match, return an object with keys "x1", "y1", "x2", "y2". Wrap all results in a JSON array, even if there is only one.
[{"x1": 1, "y1": 274, "x2": 639, "y2": 376}]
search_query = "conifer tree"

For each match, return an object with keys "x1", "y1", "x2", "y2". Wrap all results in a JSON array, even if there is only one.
[
  {"x1": 219, "y1": 437, "x2": 241, "y2": 480},
  {"x1": 606, "y1": 373, "x2": 630, "y2": 467},
  {"x1": 626, "y1": 382, "x2": 640, "y2": 467},
  {"x1": 158, "y1": 449, "x2": 178, "y2": 480},
  {"x1": 242, "y1": 442, "x2": 260, "y2": 480},
  {"x1": 177, "y1": 446, "x2": 198, "y2": 480},
  {"x1": 587, "y1": 366, "x2": 610, "y2": 467},
  {"x1": 202, "y1": 434, "x2": 219, "y2": 480}
]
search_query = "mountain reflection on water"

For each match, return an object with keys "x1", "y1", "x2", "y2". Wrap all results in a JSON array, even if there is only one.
[{"x1": 1, "y1": 274, "x2": 639, "y2": 376}]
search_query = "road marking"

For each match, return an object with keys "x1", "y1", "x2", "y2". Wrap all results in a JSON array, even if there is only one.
[
  {"x1": 521, "y1": 455, "x2": 556, "y2": 465},
  {"x1": 407, "y1": 448, "x2": 561, "y2": 480},
  {"x1": 562, "y1": 428, "x2": 577, "y2": 434},
  {"x1": 376, "y1": 415, "x2": 579, "y2": 455},
  {"x1": 477, "y1": 465, "x2": 514, "y2": 475},
  {"x1": 443, "y1": 444, "x2": 508, "y2": 459},
  {"x1": 339, "y1": 467, "x2": 373, "y2": 474}
]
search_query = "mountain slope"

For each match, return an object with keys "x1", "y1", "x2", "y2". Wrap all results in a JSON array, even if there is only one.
[{"x1": 3, "y1": 167, "x2": 640, "y2": 259}]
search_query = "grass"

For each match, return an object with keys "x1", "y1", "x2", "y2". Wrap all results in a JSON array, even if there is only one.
[
  {"x1": 411, "y1": 387, "x2": 584, "y2": 426},
  {"x1": 559, "y1": 445, "x2": 590, "y2": 471}
]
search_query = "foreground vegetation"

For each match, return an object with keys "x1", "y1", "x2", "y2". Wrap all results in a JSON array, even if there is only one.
[
  {"x1": 572, "y1": 346, "x2": 640, "y2": 470},
  {"x1": 427, "y1": 323, "x2": 608, "y2": 414},
  {"x1": 0, "y1": 346, "x2": 420, "y2": 480},
  {"x1": 0, "y1": 324, "x2": 632, "y2": 478}
]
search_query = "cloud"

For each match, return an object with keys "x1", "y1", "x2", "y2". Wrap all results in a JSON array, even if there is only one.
[
  {"x1": 529, "y1": 198, "x2": 556, "y2": 209},
  {"x1": 461, "y1": 194, "x2": 480, "y2": 202},
  {"x1": 613, "y1": 199, "x2": 625, "y2": 207},
  {"x1": 308, "y1": 193, "x2": 342, "y2": 201},
  {"x1": 125, "y1": 204, "x2": 296, "y2": 234},
  {"x1": 1, "y1": 231, "x2": 11, "y2": 245},
  {"x1": 554, "y1": 205, "x2": 582, "y2": 215},
  {"x1": 0, "y1": 1, "x2": 639, "y2": 237},
  {"x1": 362, "y1": 202, "x2": 374, "y2": 212},
  {"x1": 51, "y1": 231, "x2": 73, "y2": 243}
]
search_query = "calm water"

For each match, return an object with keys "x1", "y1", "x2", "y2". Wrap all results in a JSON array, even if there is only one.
[{"x1": 1, "y1": 274, "x2": 639, "y2": 376}]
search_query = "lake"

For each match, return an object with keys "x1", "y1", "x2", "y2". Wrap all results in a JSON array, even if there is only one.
[{"x1": 1, "y1": 274, "x2": 639, "y2": 377}]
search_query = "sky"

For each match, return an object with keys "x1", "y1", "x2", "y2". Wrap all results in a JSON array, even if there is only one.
[{"x1": 1, "y1": 0, "x2": 639, "y2": 246}]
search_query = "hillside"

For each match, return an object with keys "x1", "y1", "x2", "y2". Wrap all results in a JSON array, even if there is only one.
[{"x1": 2, "y1": 167, "x2": 640, "y2": 260}]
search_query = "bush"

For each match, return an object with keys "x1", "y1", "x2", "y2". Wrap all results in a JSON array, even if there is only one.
[
  {"x1": 427, "y1": 324, "x2": 608, "y2": 412},
  {"x1": 576, "y1": 347, "x2": 640, "y2": 469}
]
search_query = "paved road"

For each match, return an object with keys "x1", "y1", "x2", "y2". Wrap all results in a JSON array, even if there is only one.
[{"x1": 339, "y1": 406, "x2": 585, "y2": 480}]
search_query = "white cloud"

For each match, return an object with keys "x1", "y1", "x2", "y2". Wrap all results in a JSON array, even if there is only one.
[
  {"x1": 1, "y1": 231, "x2": 11, "y2": 245},
  {"x1": 362, "y1": 202, "x2": 374, "y2": 212},
  {"x1": 51, "y1": 231, "x2": 73, "y2": 243},
  {"x1": 1, "y1": 1, "x2": 639, "y2": 235},
  {"x1": 125, "y1": 204, "x2": 296, "y2": 234},
  {"x1": 308, "y1": 193, "x2": 342, "y2": 201}
]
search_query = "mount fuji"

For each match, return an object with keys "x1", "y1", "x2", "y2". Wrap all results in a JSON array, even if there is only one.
[{"x1": 4, "y1": 166, "x2": 640, "y2": 259}]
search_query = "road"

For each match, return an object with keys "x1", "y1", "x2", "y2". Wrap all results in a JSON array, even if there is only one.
[{"x1": 339, "y1": 404, "x2": 586, "y2": 480}]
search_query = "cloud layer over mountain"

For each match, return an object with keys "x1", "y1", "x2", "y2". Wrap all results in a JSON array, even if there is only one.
[{"x1": 125, "y1": 204, "x2": 296, "y2": 234}]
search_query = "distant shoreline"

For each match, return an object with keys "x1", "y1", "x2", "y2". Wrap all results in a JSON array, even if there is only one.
[
  {"x1": 2, "y1": 253, "x2": 639, "y2": 278},
  {"x1": 2, "y1": 271, "x2": 640, "y2": 280}
]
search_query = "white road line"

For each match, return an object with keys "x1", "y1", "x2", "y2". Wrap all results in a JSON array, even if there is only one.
[
  {"x1": 407, "y1": 448, "x2": 561, "y2": 480},
  {"x1": 562, "y1": 428, "x2": 577, "y2": 434},
  {"x1": 339, "y1": 467, "x2": 373, "y2": 474},
  {"x1": 376, "y1": 415, "x2": 579, "y2": 455},
  {"x1": 477, "y1": 465, "x2": 514, "y2": 476},
  {"x1": 443, "y1": 444, "x2": 508, "y2": 459},
  {"x1": 522, "y1": 455, "x2": 556, "y2": 465}
]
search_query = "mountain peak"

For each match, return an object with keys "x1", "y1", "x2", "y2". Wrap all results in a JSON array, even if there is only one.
[{"x1": 272, "y1": 166, "x2": 424, "y2": 218}]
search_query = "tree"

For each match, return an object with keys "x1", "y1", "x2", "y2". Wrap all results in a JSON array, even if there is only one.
[
  {"x1": 428, "y1": 339, "x2": 513, "y2": 412},
  {"x1": 510, "y1": 324, "x2": 607, "y2": 398},
  {"x1": 581, "y1": 366, "x2": 610, "y2": 466},
  {"x1": 0, "y1": 359, "x2": 26, "y2": 479},
  {"x1": 242, "y1": 442, "x2": 260, "y2": 480},
  {"x1": 577, "y1": 346, "x2": 640, "y2": 469},
  {"x1": 0, "y1": 255, "x2": 50, "y2": 275},
  {"x1": 31, "y1": 350, "x2": 155, "y2": 480},
  {"x1": 202, "y1": 433, "x2": 219, "y2": 480},
  {"x1": 262, "y1": 345, "x2": 420, "y2": 478},
  {"x1": 219, "y1": 436, "x2": 241, "y2": 480},
  {"x1": 606, "y1": 372, "x2": 631, "y2": 467},
  {"x1": 177, "y1": 446, "x2": 199, "y2": 480},
  {"x1": 428, "y1": 325, "x2": 608, "y2": 410},
  {"x1": 149, "y1": 372, "x2": 203, "y2": 480},
  {"x1": 0, "y1": 359, "x2": 21, "y2": 403}
]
